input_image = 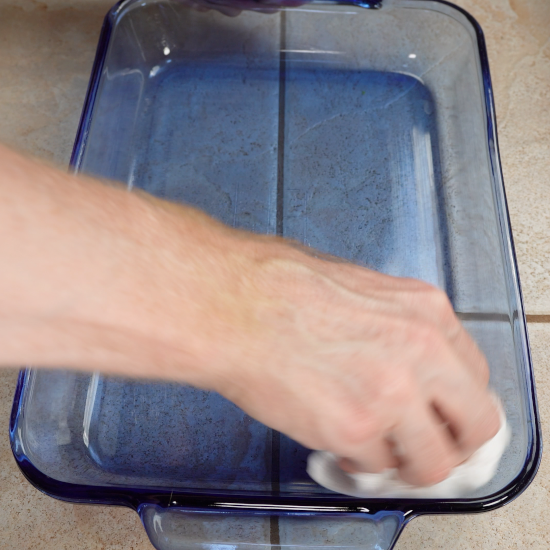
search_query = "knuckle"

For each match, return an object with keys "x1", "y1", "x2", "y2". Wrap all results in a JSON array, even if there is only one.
[
  {"x1": 476, "y1": 357, "x2": 491, "y2": 386},
  {"x1": 383, "y1": 370, "x2": 415, "y2": 403},
  {"x1": 423, "y1": 287, "x2": 457, "y2": 326}
]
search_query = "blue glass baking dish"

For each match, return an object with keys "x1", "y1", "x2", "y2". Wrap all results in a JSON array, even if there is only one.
[{"x1": 10, "y1": 1, "x2": 541, "y2": 549}]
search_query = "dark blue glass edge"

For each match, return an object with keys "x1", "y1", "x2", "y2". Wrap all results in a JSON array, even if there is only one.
[
  {"x1": 8, "y1": 0, "x2": 541, "y2": 519},
  {"x1": 68, "y1": 2, "x2": 116, "y2": 171}
]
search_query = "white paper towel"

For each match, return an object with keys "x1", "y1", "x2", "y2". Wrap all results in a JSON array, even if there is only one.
[{"x1": 307, "y1": 402, "x2": 510, "y2": 499}]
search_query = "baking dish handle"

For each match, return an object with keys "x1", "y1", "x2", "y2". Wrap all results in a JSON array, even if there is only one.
[{"x1": 139, "y1": 504, "x2": 406, "y2": 550}]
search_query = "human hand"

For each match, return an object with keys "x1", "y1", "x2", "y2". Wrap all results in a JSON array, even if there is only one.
[{"x1": 202, "y1": 233, "x2": 501, "y2": 486}]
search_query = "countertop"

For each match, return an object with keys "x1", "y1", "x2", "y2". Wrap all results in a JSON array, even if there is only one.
[{"x1": 0, "y1": 0, "x2": 549, "y2": 548}]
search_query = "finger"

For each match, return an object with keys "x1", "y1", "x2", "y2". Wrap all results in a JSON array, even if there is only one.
[
  {"x1": 445, "y1": 323, "x2": 491, "y2": 387},
  {"x1": 393, "y1": 402, "x2": 460, "y2": 486},
  {"x1": 337, "y1": 436, "x2": 398, "y2": 474},
  {"x1": 431, "y1": 388, "x2": 501, "y2": 460}
]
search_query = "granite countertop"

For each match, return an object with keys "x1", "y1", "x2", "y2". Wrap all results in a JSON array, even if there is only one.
[{"x1": 0, "y1": 0, "x2": 549, "y2": 548}]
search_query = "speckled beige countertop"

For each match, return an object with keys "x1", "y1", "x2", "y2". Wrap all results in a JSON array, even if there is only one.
[{"x1": 0, "y1": 0, "x2": 549, "y2": 548}]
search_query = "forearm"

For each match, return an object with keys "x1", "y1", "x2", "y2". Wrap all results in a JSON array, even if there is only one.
[{"x1": 0, "y1": 144, "x2": 247, "y2": 387}]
